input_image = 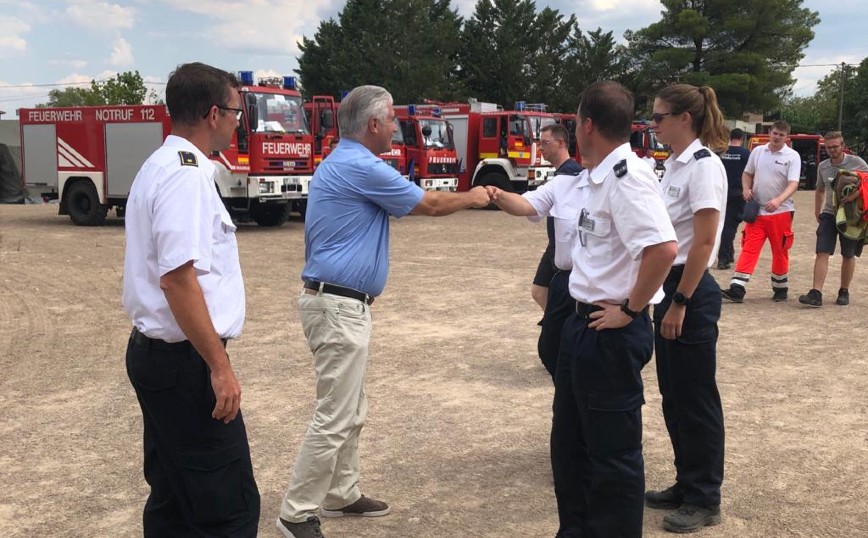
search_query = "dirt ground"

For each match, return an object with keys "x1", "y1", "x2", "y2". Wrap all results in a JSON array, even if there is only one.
[{"x1": 1, "y1": 190, "x2": 867, "y2": 538}]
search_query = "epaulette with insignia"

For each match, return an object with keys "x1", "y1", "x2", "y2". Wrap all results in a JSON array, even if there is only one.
[
  {"x1": 613, "y1": 159, "x2": 628, "y2": 178},
  {"x1": 694, "y1": 148, "x2": 712, "y2": 160},
  {"x1": 178, "y1": 151, "x2": 198, "y2": 167}
]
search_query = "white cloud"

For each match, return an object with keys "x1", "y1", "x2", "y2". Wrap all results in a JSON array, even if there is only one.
[
  {"x1": 157, "y1": 0, "x2": 328, "y2": 57},
  {"x1": 66, "y1": 1, "x2": 135, "y2": 30},
  {"x1": 48, "y1": 59, "x2": 88, "y2": 70},
  {"x1": 790, "y1": 53, "x2": 862, "y2": 98},
  {"x1": 0, "y1": 16, "x2": 30, "y2": 53},
  {"x1": 108, "y1": 37, "x2": 134, "y2": 67}
]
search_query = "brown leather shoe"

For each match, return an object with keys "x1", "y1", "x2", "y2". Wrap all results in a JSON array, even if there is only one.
[{"x1": 320, "y1": 495, "x2": 390, "y2": 518}]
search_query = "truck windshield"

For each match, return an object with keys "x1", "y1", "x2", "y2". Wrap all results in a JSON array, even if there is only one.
[
  {"x1": 251, "y1": 92, "x2": 308, "y2": 134},
  {"x1": 419, "y1": 119, "x2": 453, "y2": 149},
  {"x1": 528, "y1": 115, "x2": 556, "y2": 141}
]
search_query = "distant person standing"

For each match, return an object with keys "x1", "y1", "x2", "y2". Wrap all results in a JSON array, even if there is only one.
[
  {"x1": 491, "y1": 123, "x2": 583, "y2": 378},
  {"x1": 716, "y1": 128, "x2": 750, "y2": 270},
  {"x1": 122, "y1": 62, "x2": 260, "y2": 537},
  {"x1": 798, "y1": 132, "x2": 868, "y2": 307},
  {"x1": 529, "y1": 123, "x2": 582, "y2": 374},
  {"x1": 721, "y1": 120, "x2": 801, "y2": 303}
]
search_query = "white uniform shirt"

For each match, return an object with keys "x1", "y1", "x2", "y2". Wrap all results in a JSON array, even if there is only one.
[
  {"x1": 744, "y1": 143, "x2": 800, "y2": 215},
  {"x1": 122, "y1": 135, "x2": 245, "y2": 343},
  {"x1": 569, "y1": 143, "x2": 677, "y2": 304},
  {"x1": 660, "y1": 138, "x2": 728, "y2": 266},
  {"x1": 523, "y1": 171, "x2": 590, "y2": 270}
]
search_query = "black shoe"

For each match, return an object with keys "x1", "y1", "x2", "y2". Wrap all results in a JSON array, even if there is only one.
[
  {"x1": 663, "y1": 504, "x2": 721, "y2": 533},
  {"x1": 645, "y1": 484, "x2": 683, "y2": 510},
  {"x1": 836, "y1": 288, "x2": 850, "y2": 306},
  {"x1": 277, "y1": 516, "x2": 325, "y2": 538},
  {"x1": 772, "y1": 288, "x2": 788, "y2": 302},
  {"x1": 716, "y1": 261, "x2": 732, "y2": 270},
  {"x1": 721, "y1": 286, "x2": 744, "y2": 303},
  {"x1": 798, "y1": 288, "x2": 823, "y2": 307}
]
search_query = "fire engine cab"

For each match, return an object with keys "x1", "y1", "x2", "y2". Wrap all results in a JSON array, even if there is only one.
[
  {"x1": 413, "y1": 100, "x2": 556, "y2": 193},
  {"x1": 393, "y1": 105, "x2": 458, "y2": 191},
  {"x1": 18, "y1": 71, "x2": 314, "y2": 226}
]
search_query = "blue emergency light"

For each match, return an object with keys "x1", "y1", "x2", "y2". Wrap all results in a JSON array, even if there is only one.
[
  {"x1": 432, "y1": 107, "x2": 441, "y2": 117},
  {"x1": 515, "y1": 101, "x2": 526, "y2": 111},
  {"x1": 283, "y1": 76, "x2": 297, "y2": 90},
  {"x1": 239, "y1": 71, "x2": 254, "y2": 85},
  {"x1": 408, "y1": 104, "x2": 417, "y2": 116},
  {"x1": 340, "y1": 90, "x2": 350, "y2": 100}
]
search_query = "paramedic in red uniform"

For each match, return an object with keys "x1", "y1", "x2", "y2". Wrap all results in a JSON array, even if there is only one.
[{"x1": 721, "y1": 121, "x2": 801, "y2": 303}]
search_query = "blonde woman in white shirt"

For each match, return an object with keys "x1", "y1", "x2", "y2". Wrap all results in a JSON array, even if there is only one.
[{"x1": 644, "y1": 83, "x2": 729, "y2": 534}]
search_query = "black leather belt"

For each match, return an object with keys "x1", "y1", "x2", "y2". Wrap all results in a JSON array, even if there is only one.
[
  {"x1": 575, "y1": 301, "x2": 604, "y2": 318},
  {"x1": 130, "y1": 327, "x2": 226, "y2": 351},
  {"x1": 304, "y1": 280, "x2": 375, "y2": 305},
  {"x1": 575, "y1": 301, "x2": 649, "y2": 318}
]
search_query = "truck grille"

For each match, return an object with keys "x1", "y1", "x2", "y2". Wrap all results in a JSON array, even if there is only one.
[{"x1": 427, "y1": 163, "x2": 457, "y2": 175}]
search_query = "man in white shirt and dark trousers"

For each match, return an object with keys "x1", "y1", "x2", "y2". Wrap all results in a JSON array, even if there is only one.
[
  {"x1": 721, "y1": 121, "x2": 801, "y2": 303},
  {"x1": 122, "y1": 63, "x2": 260, "y2": 537},
  {"x1": 551, "y1": 81, "x2": 677, "y2": 538}
]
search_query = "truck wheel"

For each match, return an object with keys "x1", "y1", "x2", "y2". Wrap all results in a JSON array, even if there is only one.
[
  {"x1": 250, "y1": 203, "x2": 291, "y2": 227},
  {"x1": 66, "y1": 181, "x2": 108, "y2": 226},
  {"x1": 475, "y1": 172, "x2": 511, "y2": 210}
]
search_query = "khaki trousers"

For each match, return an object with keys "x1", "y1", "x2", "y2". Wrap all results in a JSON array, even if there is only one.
[{"x1": 280, "y1": 291, "x2": 372, "y2": 522}]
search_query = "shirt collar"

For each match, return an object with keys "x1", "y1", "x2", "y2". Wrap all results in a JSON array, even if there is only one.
[
  {"x1": 673, "y1": 138, "x2": 705, "y2": 164},
  {"x1": 589, "y1": 142, "x2": 633, "y2": 185}
]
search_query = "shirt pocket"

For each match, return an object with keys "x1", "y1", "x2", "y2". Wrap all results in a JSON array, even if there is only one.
[
  {"x1": 211, "y1": 205, "x2": 240, "y2": 277},
  {"x1": 551, "y1": 206, "x2": 579, "y2": 258},
  {"x1": 581, "y1": 214, "x2": 612, "y2": 259}
]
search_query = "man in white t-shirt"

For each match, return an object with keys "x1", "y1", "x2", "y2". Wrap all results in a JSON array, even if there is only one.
[{"x1": 721, "y1": 121, "x2": 801, "y2": 303}]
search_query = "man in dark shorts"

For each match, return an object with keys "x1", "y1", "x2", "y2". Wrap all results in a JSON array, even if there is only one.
[{"x1": 798, "y1": 131, "x2": 868, "y2": 307}]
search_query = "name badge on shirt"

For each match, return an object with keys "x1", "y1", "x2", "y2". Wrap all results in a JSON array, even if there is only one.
[
  {"x1": 578, "y1": 208, "x2": 595, "y2": 231},
  {"x1": 667, "y1": 185, "x2": 681, "y2": 198}
]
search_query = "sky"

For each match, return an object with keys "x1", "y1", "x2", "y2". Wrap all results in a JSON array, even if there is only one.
[{"x1": 0, "y1": 0, "x2": 863, "y2": 118}]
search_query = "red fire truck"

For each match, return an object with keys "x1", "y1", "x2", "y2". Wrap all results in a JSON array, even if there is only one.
[
  {"x1": 307, "y1": 96, "x2": 409, "y2": 180},
  {"x1": 18, "y1": 72, "x2": 314, "y2": 226},
  {"x1": 631, "y1": 121, "x2": 669, "y2": 162},
  {"x1": 411, "y1": 100, "x2": 556, "y2": 193},
  {"x1": 393, "y1": 105, "x2": 458, "y2": 191}
]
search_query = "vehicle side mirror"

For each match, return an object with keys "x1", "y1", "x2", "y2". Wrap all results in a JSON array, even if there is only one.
[{"x1": 322, "y1": 109, "x2": 334, "y2": 130}]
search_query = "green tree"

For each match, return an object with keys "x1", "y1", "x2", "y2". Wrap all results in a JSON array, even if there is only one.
[
  {"x1": 563, "y1": 27, "x2": 630, "y2": 111},
  {"x1": 39, "y1": 71, "x2": 152, "y2": 107},
  {"x1": 92, "y1": 71, "x2": 149, "y2": 105},
  {"x1": 456, "y1": 0, "x2": 537, "y2": 107},
  {"x1": 523, "y1": 7, "x2": 577, "y2": 112},
  {"x1": 295, "y1": 0, "x2": 462, "y2": 103},
  {"x1": 625, "y1": 0, "x2": 819, "y2": 117}
]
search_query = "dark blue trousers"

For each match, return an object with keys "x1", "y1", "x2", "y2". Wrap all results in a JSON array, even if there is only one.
[
  {"x1": 551, "y1": 309, "x2": 652, "y2": 538},
  {"x1": 538, "y1": 270, "x2": 571, "y2": 378},
  {"x1": 718, "y1": 196, "x2": 745, "y2": 264},
  {"x1": 126, "y1": 332, "x2": 260, "y2": 537},
  {"x1": 653, "y1": 269, "x2": 725, "y2": 508}
]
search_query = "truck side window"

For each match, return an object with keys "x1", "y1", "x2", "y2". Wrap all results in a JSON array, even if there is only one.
[{"x1": 482, "y1": 118, "x2": 497, "y2": 138}]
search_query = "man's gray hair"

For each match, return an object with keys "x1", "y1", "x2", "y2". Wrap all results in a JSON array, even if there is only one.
[{"x1": 338, "y1": 85, "x2": 393, "y2": 140}]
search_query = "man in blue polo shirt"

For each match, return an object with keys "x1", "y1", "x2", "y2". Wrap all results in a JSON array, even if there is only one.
[{"x1": 277, "y1": 85, "x2": 489, "y2": 538}]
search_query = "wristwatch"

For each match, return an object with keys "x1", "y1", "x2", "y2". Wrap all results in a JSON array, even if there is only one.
[
  {"x1": 620, "y1": 299, "x2": 642, "y2": 319},
  {"x1": 673, "y1": 291, "x2": 691, "y2": 307}
]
